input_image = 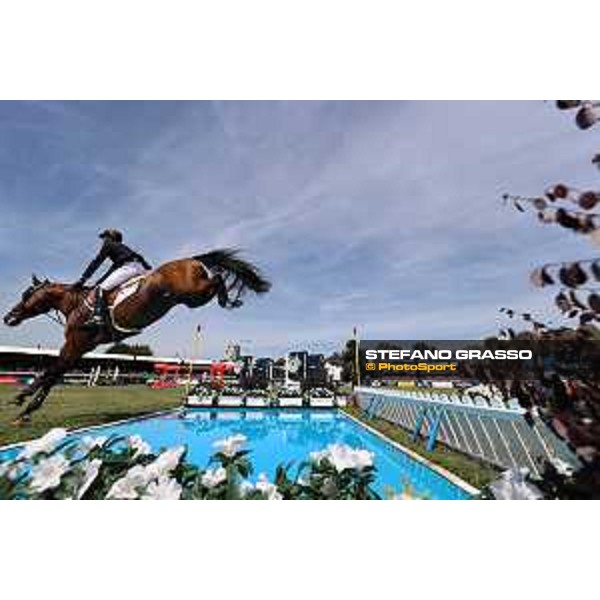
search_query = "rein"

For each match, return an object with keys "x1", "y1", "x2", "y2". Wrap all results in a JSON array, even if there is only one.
[
  {"x1": 43, "y1": 309, "x2": 66, "y2": 327},
  {"x1": 42, "y1": 287, "x2": 89, "y2": 328}
]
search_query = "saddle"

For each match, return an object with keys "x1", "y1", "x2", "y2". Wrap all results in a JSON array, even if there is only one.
[
  {"x1": 110, "y1": 275, "x2": 146, "y2": 311},
  {"x1": 85, "y1": 275, "x2": 146, "y2": 335}
]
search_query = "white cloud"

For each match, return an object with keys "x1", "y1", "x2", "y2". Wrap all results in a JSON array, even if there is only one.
[{"x1": 1, "y1": 101, "x2": 595, "y2": 358}]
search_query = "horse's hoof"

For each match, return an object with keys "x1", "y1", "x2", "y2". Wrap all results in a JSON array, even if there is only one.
[
  {"x1": 8, "y1": 396, "x2": 26, "y2": 407},
  {"x1": 11, "y1": 416, "x2": 31, "y2": 426}
]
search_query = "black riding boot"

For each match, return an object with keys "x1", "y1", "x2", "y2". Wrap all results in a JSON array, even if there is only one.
[{"x1": 82, "y1": 288, "x2": 106, "y2": 329}]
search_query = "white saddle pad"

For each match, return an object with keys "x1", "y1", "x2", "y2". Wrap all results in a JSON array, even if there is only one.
[
  {"x1": 111, "y1": 275, "x2": 145, "y2": 311},
  {"x1": 106, "y1": 276, "x2": 147, "y2": 334}
]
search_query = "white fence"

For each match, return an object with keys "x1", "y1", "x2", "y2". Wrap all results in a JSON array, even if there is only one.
[{"x1": 355, "y1": 386, "x2": 579, "y2": 476}]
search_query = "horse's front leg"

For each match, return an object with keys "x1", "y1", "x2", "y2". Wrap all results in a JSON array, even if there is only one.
[
  {"x1": 12, "y1": 333, "x2": 90, "y2": 423},
  {"x1": 10, "y1": 369, "x2": 52, "y2": 406},
  {"x1": 16, "y1": 383, "x2": 56, "y2": 422},
  {"x1": 12, "y1": 362, "x2": 66, "y2": 423}
]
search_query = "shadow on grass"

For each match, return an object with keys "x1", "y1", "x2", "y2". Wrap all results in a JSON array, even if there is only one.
[{"x1": 344, "y1": 406, "x2": 499, "y2": 489}]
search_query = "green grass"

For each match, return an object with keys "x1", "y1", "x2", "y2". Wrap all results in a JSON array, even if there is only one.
[
  {"x1": 343, "y1": 405, "x2": 498, "y2": 489},
  {"x1": 0, "y1": 384, "x2": 183, "y2": 447}
]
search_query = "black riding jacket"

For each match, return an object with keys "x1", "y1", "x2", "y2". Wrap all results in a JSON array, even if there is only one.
[{"x1": 80, "y1": 239, "x2": 152, "y2": 283}]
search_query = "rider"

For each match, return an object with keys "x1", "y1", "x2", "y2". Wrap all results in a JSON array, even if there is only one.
[{"x1": 74, "y1": 229, "x2": 152, "y2": 329}]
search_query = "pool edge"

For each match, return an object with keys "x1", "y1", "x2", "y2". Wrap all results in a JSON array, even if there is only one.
[
  {"x1": 0, "y1": 407, "x2": 181, "y2": 453},
  {"x1": 342, "y1": 410, "x2": 480, "y2": 497}
]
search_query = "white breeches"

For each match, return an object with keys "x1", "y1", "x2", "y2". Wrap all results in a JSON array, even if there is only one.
[{"x1": 100, "y1": 262, "x2": 148, "y2": 291}]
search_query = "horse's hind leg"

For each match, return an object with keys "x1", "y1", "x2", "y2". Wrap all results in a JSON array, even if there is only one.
[
  {"x1": 216, "y1": 275, "x2": 230, "y2": 307},
  {"x1": 215, "y1": 275, "x2": 243, "y2": 309},
  {"x1": 179, "y1": 272, "x2": 241, "y2": 309},
  {"x1": 189, "y1": 274, "x2": 234, "y2": 309}
]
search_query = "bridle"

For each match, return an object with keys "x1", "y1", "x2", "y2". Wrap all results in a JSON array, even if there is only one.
[
  {"x1": 19, "y1": 280, "x2": 67, "y2": 328},
  {"x1": 44, "y1": 285, "x2": 92, "y2": 327},
  {"x1": 44, "y1": 310, "x2": 65, "y2": 327}
]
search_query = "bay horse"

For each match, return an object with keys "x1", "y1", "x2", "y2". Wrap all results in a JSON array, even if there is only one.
[{"x1": 2, "y1": 249, "x2": 270, "y2": 424}]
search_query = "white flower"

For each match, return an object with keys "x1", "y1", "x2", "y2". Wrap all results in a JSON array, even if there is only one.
[
  {"x1": 311, "y1": 444, "x2": 374, "y2": 472},
  {"x1": 80, "y1": 436, "x2": 107, "y2": 452},
  {"x1": 19, "y1": 428, "x2": 67, "y2": 459},
  {"x1": 255, "y1": 473, "x2": 283, "y2": 500},
  {"x1": 76, "y1": 459, "x2": 102, "y2": 499},
  {"x1": 141, "y1": 476, "x2": 182, "y2": 500},
  {"x1": 212, "y1": 434, "x2": 247, "y2": 457},
  {"x1": 146, "y1": 446, "x2": 185, "y2": 479},
  {"x1": 0, "y1": 460, "x2": 21, "y2": 480},
  {"x1": 29, "y1": 454, "x2": 70, "y2": 493},
  {"x1": 128, "y1": 435, "x2": 151, "y2": 457},
  {"x1": 201, "y1": 467, "x2": 227, "y2": 488},
  {"x1": 489, "y1": 469, "x2": 544, "y2": 500},
  {"x1": 240, "y1": 480, "x2": 255, "y2": 496},
  {"x1": 106, "y1": 446, "x2": 184, "y2": 499},
  {"x1": 550, "y1": 457, "x2": 575, "y2": 477},
  {"x1": 240, "y1": 474, "x2": 282, "y2": 500},
  {"x1": 320, "y1": 477, "x2": 338, "y2": 498},
  {"x1": 390, "y1": 491, "x2": 422, "y2": 500},
  {"x1": 309, "y1": 449, "x2": 328, "y2": 463},
  {"x1": 106, "y1": 465, "x2": 150, "y2": 500}
]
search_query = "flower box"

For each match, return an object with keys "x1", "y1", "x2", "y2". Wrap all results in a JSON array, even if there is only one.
[
  {"x1": 245, "y1": 396, "x2": 269, "y2": 407},
  {"x1": 218, "y1": 395, "x2": 244, "y2": 407},
  {"x1": 185, "y1": 390, "x2": 215, "y2": 407}
]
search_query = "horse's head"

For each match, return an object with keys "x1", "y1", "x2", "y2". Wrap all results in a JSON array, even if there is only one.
[{"x1": 3, "y1": 275, "x2": 53, "y2": 327}]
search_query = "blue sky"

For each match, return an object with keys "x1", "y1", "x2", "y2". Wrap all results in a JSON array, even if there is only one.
[{"x1": 0, "y1": 101, "x2": 596, "y2": 359}]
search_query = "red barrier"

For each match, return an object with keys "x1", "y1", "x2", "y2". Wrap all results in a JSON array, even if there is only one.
[{"x1": 151, "y1": 380, "x2": 178, "y2": 389}]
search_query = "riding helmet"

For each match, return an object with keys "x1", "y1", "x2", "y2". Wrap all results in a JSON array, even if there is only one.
[{"x1": 99, "y1": 229, "x2": 123, "y2": 243}]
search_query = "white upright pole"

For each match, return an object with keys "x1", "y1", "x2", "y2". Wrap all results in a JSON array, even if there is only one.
[{"x1": 354, "y1": 326, "x2": 361, "y2": 389}]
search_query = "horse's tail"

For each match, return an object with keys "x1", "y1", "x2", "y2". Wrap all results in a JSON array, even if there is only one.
[{"x1": 194, "y1": 248, "x2": 271, "y2": 296}]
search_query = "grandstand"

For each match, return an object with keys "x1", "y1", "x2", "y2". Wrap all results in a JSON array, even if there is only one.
[
  {"x1": 0, "y1": 343, "x2": 340, "y2": 390},
  {"x1": 0, "y1": 345, "x2": 212, "y2": 387}
]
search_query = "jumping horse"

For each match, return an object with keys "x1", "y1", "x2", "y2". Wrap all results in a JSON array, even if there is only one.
[{"x1": 2, "y1": 249, "x2": 270, "y2": 424}]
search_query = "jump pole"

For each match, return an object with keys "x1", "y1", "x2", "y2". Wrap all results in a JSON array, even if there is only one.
[
  {"x1": 353, "y1": 326, "x2": 361, "y2": 389},
  {"x1": 186, "y1": 324, "x2": 201, "y2": 396}
]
